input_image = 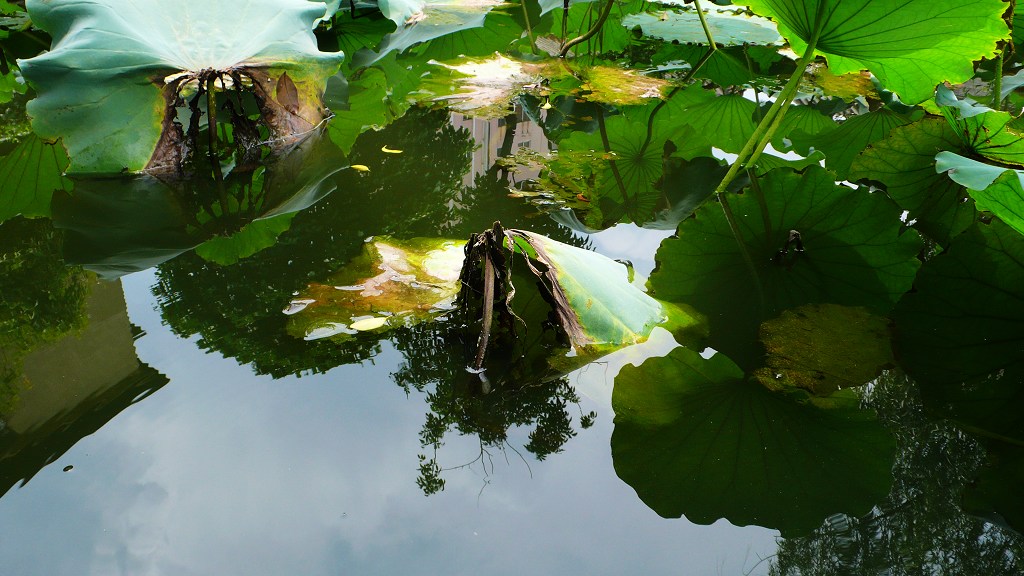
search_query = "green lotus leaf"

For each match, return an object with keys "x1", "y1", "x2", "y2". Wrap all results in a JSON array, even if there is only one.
[
  {"x1": 850, "y1": 118, "x2": 974, "y2": 244},
  {"x1": 935, "y1": 152, "x2": 1024, "y2": 237},
  {"x1": 649, "y1": 166, "x2": 922, "y2": 368},
  {"x1": 752, "y1": 149, "x2": 825, "y2": 175},
  {"x1": 744, "y1": 0, "x2": 1008, "y2": 104},
  {"x1": 612, "y1": 345, "x2": 896, "y2": 536},
  {"x1": 753, "y1": 303, "x2": 893, "y2": 396},
  {"x1": 893, "y1": 219, "x2": 1024, "y2": 445},
  {"x1": 936, "y1": 86, "x2": 1024, "y2": 167},
  {"x1": 623, "y1": 6, "x2": 781, "y2": 47},
  {"x1": 790, "y1": 108, "x2": 915, "y2": 180},
  {"x1": 0, "y1": 134, "x2": 71, "y2": 222},
  {"x1": 286, "y1": 236, "x2": 466, "y2": 341},
  {"x1": 18, "y1": 0, "x2": 344, "y2": 173}
]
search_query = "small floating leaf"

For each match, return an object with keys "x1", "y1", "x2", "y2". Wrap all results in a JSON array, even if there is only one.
[{"x1": 350, "y1": 316, "x2": 389, "y2": 331}]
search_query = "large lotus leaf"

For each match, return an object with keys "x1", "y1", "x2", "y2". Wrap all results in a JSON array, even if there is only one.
[
  {"x1": 850, "y1": 118, "x2": 974, "y2": 245},
  {"x1": 649, "y1": 166, "x2": 922, "y2": 368},
  {"x1": 893, "y1": 220, "x2": 1024, "y2": 445},
  {"x1": 612, "y1": 346, "x2": 896, "y2": 536},
  {"x1": 789, "y1": 108, "x2": 915, "y2": 180},
  {"x1": 286, "y1": 237, "x2": 466, "y2": 341},
  {"x1": 936, "y1": 86, "x2": 1024, "y2": 167},
  {"x1": 744, "y1": 0, "x2": 1008, "y2": 105},
  {"x1": 753, "y1": 303, "x2": 893, "y2": 396},
  {"x1": 623, "y1": 5, "x2": 781, "y2": 47},
  {"x1": 934, "y1": 152, "x2": 1024, "y2": 237},
  {"x1": 19, "y1": 0, "x2": 344, "y2": 173},
  {"x1": 0, "y1": 134, "x2": 71, "y2": 221}
]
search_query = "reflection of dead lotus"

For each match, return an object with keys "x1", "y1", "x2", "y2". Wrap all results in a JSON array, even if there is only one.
[{"x1": 286, "y1": 222, "x2": 705, "y2": 374}]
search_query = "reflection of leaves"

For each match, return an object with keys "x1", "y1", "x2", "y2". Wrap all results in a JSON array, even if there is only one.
[
  {"x1": 772, "y1": 372, "x2": 1024, "y2": 574},
  {"x1": 612, "y1": 346, "x2": 896, "y2": 536},
  {"x1": 52, "y1": 128, "x2": 346, "y2": 278},
  {"x1": 850, "y1": 118, "x2": 974, "y2": 244},
  {"x1": 153, "y1": 108, "x2": 476, "y2": 378},
  {"x1": 650, "y1": 166, "x2": 922, "y2": 368},
  {"x1": 893, "y1": 220, "x2": 1024, "y2": 445}
]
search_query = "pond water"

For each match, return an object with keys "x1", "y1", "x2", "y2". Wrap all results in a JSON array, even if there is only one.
[{"x1": 1, "y1": 105, "x2": 1022, "y2": 576}]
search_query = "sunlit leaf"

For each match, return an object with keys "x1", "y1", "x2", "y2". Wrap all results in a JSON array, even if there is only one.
[
  {"x1": 612, "y1": 346, "x2": 896, "y2": 536},
  {"x1": 507, "y1": 230, "x2": 702, "y2": 352},
  {"x1": 18, "y1": 0, "x2": 344, "y2": 173},
  {"x1": 745, "y1": 0, "x2": 1008, "y2": 104},
  {"x1": 649, "y1": 166, "x2": 922, "y2": 368},
  {"x1": 850, "y1": 118, "x2": 974, "y2": 244}
]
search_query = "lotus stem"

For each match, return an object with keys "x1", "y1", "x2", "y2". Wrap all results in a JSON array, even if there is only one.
[
  {"x1": 560, "y1": 0, "x2": 616, "y2": 58},
  {"x1": 713, "y1": 0, "x2": 826, "y2": 195},
  {"x1": 993, "y1": 51, "x2": 1004, "y2": 109}
]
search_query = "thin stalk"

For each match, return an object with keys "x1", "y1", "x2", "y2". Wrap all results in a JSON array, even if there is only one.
[
  {"x1": 206, "y1": 74, "x2": 227, "y2": 212},
  {"x1": 713, "y1": 0, "x2": 826, "y2": 195},
  {"x1": 560, "y1": 0, "x2": 616, "y2": 58},
  {"x1": 993, "y1": 51, "x2": 1004, "y2": 109},
  {"x1": 474, "y1": 253, "x2": 496, "y2": 370},
  {"x1": 520, "y1": 0, "x2": 537, "y2": 55},
  {"x1": 691, "y1": 0, "x2": 716, "y2": 47}
]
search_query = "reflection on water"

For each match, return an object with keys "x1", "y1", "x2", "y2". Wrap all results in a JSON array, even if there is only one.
[{"x1": 0, "y1": 104, "x2": 1021, "y2": 575}]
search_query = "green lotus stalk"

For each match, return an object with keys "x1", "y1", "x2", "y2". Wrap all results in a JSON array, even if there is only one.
[
  {"x1": 713, "y1": 0, "x2": 826, "y2": 195},
  {"x1": 560, "y1": 0, "x2": 616, "y2": 58},
  {"x1": 993, "y1": 51, "x2": 1004, "y2": 109}
]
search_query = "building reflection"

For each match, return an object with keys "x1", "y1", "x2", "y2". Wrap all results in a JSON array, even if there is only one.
[{"x1": 0, "y1": 280, "x2": 167, "y2": 496}]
